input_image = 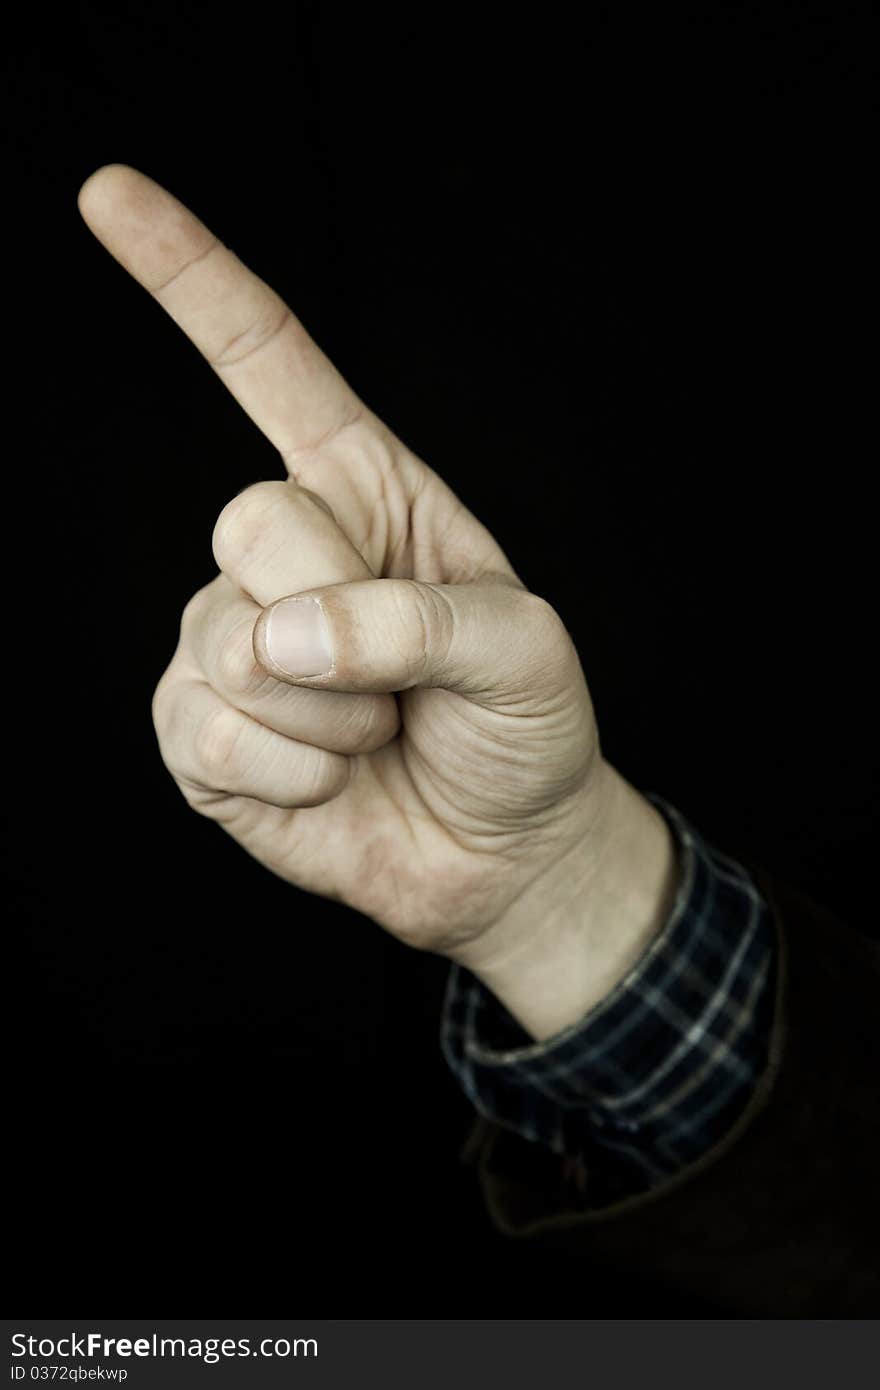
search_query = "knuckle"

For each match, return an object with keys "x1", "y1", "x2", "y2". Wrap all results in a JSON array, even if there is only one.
[
  {"x1": 180, "y1": 584, "x2": 209, "y2": 636},
  {"x1": 150, "y1": 683, "x2": 168, "y2": 740},
  {"x1": 335, "y1": 693, "x2": 398, "y2": 753},
  {"x1": 152, "y1": 688, "x2": 198, "y2": 791},
  {"x1": 426, "y1": 586, "x2": 456, "y2": 677},
  {"x1": 211, "y1": 479, "x2": 287, "y2": 574},
  {"x1": 151, "y1": 673, "x2": 174, "y2": 738},
  {"x1": 517, "y1": 590, "x2": 577, "y2": 692},
  {"x1": 215, "y1": 618, "x2": 269, "y2": 697},
  {"x1": 151, "y1": 658, "x2": 190, "y2": 745},
  {"x1": 194, "y1": 704, "x2": 247, "y2": 781},
  {"x1": 398, "y1": 580, "x2": 453, "y2": 683},
  {"x1": 522, "y1": 589, "x2": 566, "y2": 640},
  {"x1": 297, "y1": 751, "x2": 348, "y2": 807}
]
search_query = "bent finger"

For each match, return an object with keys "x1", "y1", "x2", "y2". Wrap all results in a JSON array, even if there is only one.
[
  {"x1": 211, "y1": 478, "x2": 375, "y2": 607},
  {"x1": 156, "y1": 677, "x2": 352, "y2": 809},
  {"x1": 185, "y1": 574, "x2": 400, "y2": 754}
]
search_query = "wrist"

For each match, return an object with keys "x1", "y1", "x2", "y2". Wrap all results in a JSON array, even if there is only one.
[{"x1": 452, "y1": 760, "x2": 680, "y2": 1042}]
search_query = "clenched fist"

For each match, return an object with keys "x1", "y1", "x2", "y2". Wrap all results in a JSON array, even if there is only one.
[{"x1": 78, "y1": 165, "x2": 676, "y2": 1041}]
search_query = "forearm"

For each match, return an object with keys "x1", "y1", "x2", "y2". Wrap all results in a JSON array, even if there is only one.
[
  {"x1": 454, "y1": 759, "x2": 680, "y2": 1042},
  {"x1": 455, "y1": 856, "x2": 880, "y2": 1315}
]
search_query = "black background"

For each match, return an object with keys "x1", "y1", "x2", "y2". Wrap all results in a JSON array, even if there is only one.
[{"x1": 4, "y1": 2, "x2": 871, "y2": 1314}]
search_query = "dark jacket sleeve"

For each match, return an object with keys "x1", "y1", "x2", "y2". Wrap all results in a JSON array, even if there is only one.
[{"x1": 456, "y1": 861, "x2": 880, "y2": 1316}]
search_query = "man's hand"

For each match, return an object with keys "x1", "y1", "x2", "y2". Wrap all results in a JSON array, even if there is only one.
[{"x1": 78, "y1": 164, "x2": 677, "y2": 1040}]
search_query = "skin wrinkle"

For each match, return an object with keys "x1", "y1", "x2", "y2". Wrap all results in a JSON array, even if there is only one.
[
  {"x1": 150, "y1": 236, "x2": 222, "y2": 294},
  {"x1": 211, "y1": 305, "x2": 293, "y2": 369},
  {"x1": 282, "y1": 403, "x2": 366, "y2": 469},
  {"x1": 366, "y1": 433, "x2": 419, "y2": 577},
  {"x1": 390, "y1": 456, "x2": 427, "y2": 577},
  {"x1": 361, "y1": 454, "x2": 393, "y2": 575}
]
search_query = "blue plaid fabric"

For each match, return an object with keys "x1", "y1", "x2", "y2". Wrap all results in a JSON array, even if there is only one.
[{"x1": 440, "y1": 791, "x2": 779, "y2": 1209}]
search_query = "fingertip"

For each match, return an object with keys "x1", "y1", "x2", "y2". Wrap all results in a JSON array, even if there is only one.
[
  {"x1": 76, "y1": 164, "x2": 158, "y2": 231},
  {"x1": 78, "y1": 163, "x2": 130, "y2": 211}
]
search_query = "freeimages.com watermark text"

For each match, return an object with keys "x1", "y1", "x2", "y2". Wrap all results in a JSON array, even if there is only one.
[{"x1": 10, "y1": 1330, "x2": 317, "y2": 1378}]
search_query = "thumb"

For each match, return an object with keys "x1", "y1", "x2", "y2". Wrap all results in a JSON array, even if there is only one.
[{"x1": 252, "y1": 576, "x2": 575, "y2": 706}]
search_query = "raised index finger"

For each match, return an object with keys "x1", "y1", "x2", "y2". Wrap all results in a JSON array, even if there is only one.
[{"x1": 77, "y1": 164, "x2": 366, "y2": 465}]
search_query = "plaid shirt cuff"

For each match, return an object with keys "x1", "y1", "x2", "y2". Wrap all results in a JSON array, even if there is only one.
[{"x1": 439, "y1": 791, "x2": 779, "y2": 1208}]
